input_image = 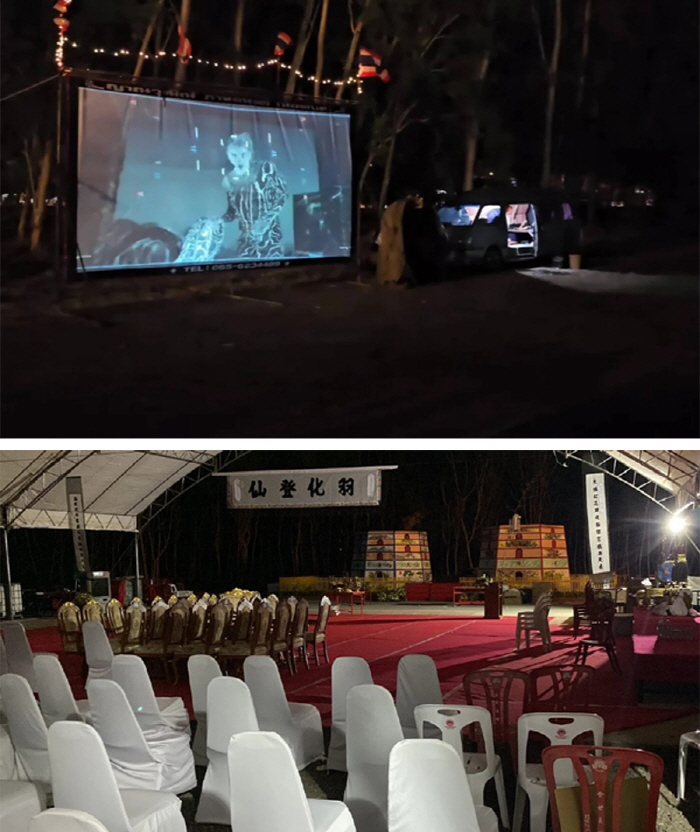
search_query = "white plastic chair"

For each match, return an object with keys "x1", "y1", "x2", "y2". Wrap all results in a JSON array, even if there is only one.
[
  {"x1": 0, "y1": 674, "x2": 51, "y2": 795},
  {"x1": 195, "y1": 677, "x2": 259, "y2": 824},
  {"x1": 513, "y1": 712, "x2": 605, "y2": 832},
  {"x1": 1, "y1": 623, "x2": 38, "y2": 691},
  {"x1": 389, "y1": 739, "x2": 497, "y2": 832},
  {"x1": 395, "y1": 655, "x2": 443, "y2": 739},
  {"x1": 111, "y1": 655, "x2": 190, "y2": 736},
  {"x1": 187, "y1": 654, "x2": 222, "y2": 766},
  {"x1": 48, "y1": 721, "x2": 187, "y2": 832},
  {"x1": 243, "y1": 655, "x2": 324, "y2": 770},
  {"x1": 30, "y1": 809, "x2": 111, "y2": 832},
  {"x1": 82, "y1": 622, "x2": 114, "y2": 683},
  {"x1": 414, "y1": 704, "x2": 509, "y2": 829},
  {"x1": 0, "y1": 779, "x2": 45, "y2": 832},
  {"x1": 228, "y1": 731, "x2": 356, "y2": 832},
  {"x1": 34, "y1": 655, "x2": 91, "y2": 726},
  {"x1": 327, "y1": 657, "x2": 373, "y2": 772},
  {"x1": 87, "y1": 680, "x2": 196, "y2": 794},
  {"x1": 344, "y1": 684, "x2": 405, "y2": 832},
  {"x1": 678, "y1": 729, "x2": 700, "y2": 800}
]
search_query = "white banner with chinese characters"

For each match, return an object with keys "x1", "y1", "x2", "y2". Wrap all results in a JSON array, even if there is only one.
[
  {"x1": 585, "y1": 473, "x2": 611, "y2": 574},
  {"x1": 225, "y1": 468, "x2": 383, "y2": 509}
]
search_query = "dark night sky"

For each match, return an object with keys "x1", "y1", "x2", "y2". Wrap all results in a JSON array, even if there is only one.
[{"x1": 4, "y1": 451, "x2": 695, "y2": 596}]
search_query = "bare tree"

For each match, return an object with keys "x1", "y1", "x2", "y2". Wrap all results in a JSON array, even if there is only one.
[
  {"x1": 512, "y1": 452, "x2": 557, "y2": 524},
  {"x1": 285, "y1": 0, "x2": 320, "y2": 95},
  {"x1": 233, "y1": 0, "x2": 246, "y2": 86},
  {"x1": 314, "y1": 0, "x2": 331, "y2": 98},
  {"x1": 133, "y1": 0, "x2": 167, "y2": 79},
  {"x1": 575, "y1": 0, "x2": 593, "y2": 113},
  {"x1": 539, "y1": 0, "x2": 562, "y2": 185},
  {"x1": 336, "y1": 0, "x2": 375, "y2": 100}
]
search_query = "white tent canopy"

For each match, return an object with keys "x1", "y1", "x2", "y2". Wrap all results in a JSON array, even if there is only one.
[{"x1": 0, "y1": 451, "x2": 222, "y2": 532}]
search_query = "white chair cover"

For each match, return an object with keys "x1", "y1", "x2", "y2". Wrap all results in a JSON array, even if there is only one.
[
  {"x1": 388, "y1": 740, "x2": 497, "y2": 832},
  {"x1": 395, "y1": 655, "x2": 443, "y2": 739},
  {"x1": 195, "y1": 676, "x2": 259, "y2": 824},
  {"x1": 0, "y1": 779, "x2": 45, "y2": 832},
  {"x1": 1, "y1": 624, "x2": 37, "y2": 692},
  {"x1": 48, "y1": 721, "x2": 186, "y2": 832},
  {"x1": 30, "y1": 809, "x2": 111, "y2": 832},
  {"x1": 414, "y1": 704, "x2": 509, "y2": 829},
  {"x1": 228, "y1": 731, "x2": 356, "y2": 832},
  {"x1": 0, "y1": 675, "x2": 51, "y2": 792},
  {"x1": 111, "y1": 655, "x2": 190, "y2": 736},
  {"x1": 327, "y1": 657, "x2": 373, "y2": 772},
  {"x1": 187, "y1": 655, "x2": 222, "y2": 766},
  {"x1": 87, "y1": 680, "x2": 196, "y2": 795},
  {"x1": 34, "y1": 655, "x2": 91, "y2": 726},
  {"x1": 344, "y1": 685, "x2": 405, "y2": 832},
  {"x1": 243, "y1": 656, "x2": 324, "y2": 770},
  {"x1": 0, "y1": 635, "x2": 9, "y2": 675},
  {"x1": 513, "y1": 712, "x2": 605, "y2": 832},
  {"x1": 82, "y1": 622, "x2": 114, "y2": 683},
  {"x1": 1, "y1": 723, "x2": 18, "y2": 779}
]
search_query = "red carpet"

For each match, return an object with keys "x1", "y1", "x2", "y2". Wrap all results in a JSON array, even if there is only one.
[{"x1": 26, "y1": 614, "x2": 696, "y2": 735}]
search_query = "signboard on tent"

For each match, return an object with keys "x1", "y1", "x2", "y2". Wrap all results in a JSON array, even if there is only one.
[
  {"x1": 585, "y1": 472, "x2": 611, "y2": 574},
  {"x1": 226, "y1": 468, "x2": 383, "y2": 509}
]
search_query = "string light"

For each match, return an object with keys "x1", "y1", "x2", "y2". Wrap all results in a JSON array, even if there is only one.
[
  {"x1": 67, "y1": 43, "x2": 361, "y2": 88},
  {"x1": 53, "y1": 0, "x2": 73, "y2": 72}
]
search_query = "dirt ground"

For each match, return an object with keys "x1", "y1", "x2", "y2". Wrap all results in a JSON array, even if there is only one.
[{"x1": 2, "y1": 240, "x2": 698, "y2": 439}]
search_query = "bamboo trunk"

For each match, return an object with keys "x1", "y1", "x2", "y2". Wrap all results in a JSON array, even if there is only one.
[
  {"x1": 174, "y1": 0, "x2": 192, "y2": 84},
  {"x1": 285, "y1": 0, "x2": 318, "y2": 95},
  {"x1": 336, "y1": 17, "x2": 365, "y2": 100},
  {"x1": 233, "y1": 0, "x2": 245, "y2": 86},
  {"x1": 541, "y1": 0, "x2": 562, "y2": 186},
  {"x1": 133, "y1": 0, "x2": 166, "y2": 79},
  {"x1": 314, "y1": 0, "x2": 330, "y2": 98},
  {"x1": 377, "y1": 133, "x2": 396, "y2": 221},
  {"x1": 575, "y1": 0, "x2": 593, "y2": 113},
  {"x1": 462, "y1": 117, "x2": 479, "y2": 192},
  {"x1": 30, "y1": 140, "x2": 52, "y2": 252},
  {"x1": 17, "y1": 194, "x2": 30, "y2": 242}
]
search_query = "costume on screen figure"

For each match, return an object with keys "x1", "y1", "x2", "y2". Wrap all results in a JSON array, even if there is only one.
[
  {"x1": 221, "y1": 133, "x2": 288, "y2": 259},
  {"x1": 175, "y1": 133, "x2": 288, "y2": 263}
]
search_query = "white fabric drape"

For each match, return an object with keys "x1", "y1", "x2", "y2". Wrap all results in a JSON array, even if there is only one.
[
  {"x1": 88, "y1": 680, "x2": 196, "y2": 795},
  {"x1": 195, "y1": 676, "x2": 259, "y2": 824},
  {"x1": 0, "y1": 636, "x2": 9, "y2": 675},
  {"x1": 111, "y1": 655, "x2": 190, "y2": 736},
  {"x1": 35, "y1": 655, "x2": 91, "y2": 726},
  {"x1": 0, "y1": 675, "x2": 51, "y2": 792},
  {"x1": 82, "y1": 623, "x2": 114, "y2": 683},
  {"x1": 187, "y1": 655, "x2": 222, "y2": 766},
  {"x1": 1, "y1": 624, "x2": 38, "y2": 692},
  {"x1": 344, "y1": 685, "x2": 405, "y2": 832},
  {"x1": 243, "y1": 656, "x2": 324, "y2": 770},
  {"x1": 0, "y1": 779, "x2": 45, "y2": 832},
  {"x1": 327, "y1": 657, "x2": 373, "y2": 772},
  {"x1": 0, "y1": 724, "x2": 18, "y2": 780},
  {"x1": 388, "y1": 740, "x2": 496, "y2": 832},
  {"x1": 228, "y1": 732, "x2": 355, "y2": 832},
  {"x1": 30, "y1": 808, "x2": 111, "y2": 832},
  {"x1": 48, "y1": 721, "x2": 187, "y2": 832},
  {"x1": 395, "y1": 655, "x2": 443, "y2": 739}
]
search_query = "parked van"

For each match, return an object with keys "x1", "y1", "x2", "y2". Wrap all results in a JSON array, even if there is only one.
[{"x1": 437, "y1": 187, "x2": 582, "y2": 269}]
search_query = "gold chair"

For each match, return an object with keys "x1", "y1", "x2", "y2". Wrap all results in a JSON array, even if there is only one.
[
  {"x1": 288, "y1": 598, "x2": 310, "y2": 672},
  {"x1": 216, "y1": 601, "x2": 254, "y2": 676},
  {"x1": 81, "y1": 600, "x2": 102, "y2": 624},
  {"x1": 269, "y1": 599, "x2": 293, "y2": 673},
  {"x1": 57, "y1": 602, "x2": 83, "y2": 654},
  {"x1": 304, "y1": 596, "x2": 331, "y2": 666}
]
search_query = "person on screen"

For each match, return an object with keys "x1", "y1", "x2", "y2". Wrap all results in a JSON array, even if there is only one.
[{"x1": 220, "y1": 132, "x2": 289, "y2": 259}]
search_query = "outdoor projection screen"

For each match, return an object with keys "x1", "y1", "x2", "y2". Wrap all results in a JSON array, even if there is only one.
[{"x1": 76, "y1": 86, "x2": 353, "y2": 275}]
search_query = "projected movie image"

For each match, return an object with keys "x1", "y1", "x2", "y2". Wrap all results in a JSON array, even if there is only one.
[{"x1": 77, "y1": 88, "x2": 353, "y2": 272}]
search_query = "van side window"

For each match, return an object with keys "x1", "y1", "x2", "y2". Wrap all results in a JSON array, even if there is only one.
[
  {"x1": 562, "y1": 203, "x2": 573, "y2": 220},
  {"x1": 477, "y1": 205, "x2": 501, "y2": 224}
]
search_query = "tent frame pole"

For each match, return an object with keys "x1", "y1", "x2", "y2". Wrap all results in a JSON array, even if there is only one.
[
  {"x1": 1, "y1": 507, "x2": 14, "y2": 620},
  {"x1": 135, "y1": 530, "x2": 143, "y2": 601}
]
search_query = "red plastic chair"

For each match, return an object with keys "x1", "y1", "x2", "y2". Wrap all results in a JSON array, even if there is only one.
[
  {"x1": 542, "y1": 745, "x2": 664, "y2": 832},
  {"x1": 530, "y1": 665, "x2": 594, "y2": 712},
  {"x1": 463, "y1": 668, "x2": 531, "y2": 770}
]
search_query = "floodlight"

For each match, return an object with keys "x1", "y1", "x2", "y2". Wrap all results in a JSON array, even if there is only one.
[{"x1": 668, "y1": 515, "x2": 687, "y2": 534}]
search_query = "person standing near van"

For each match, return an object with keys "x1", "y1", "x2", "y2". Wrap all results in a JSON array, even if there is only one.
[
  {"x1": 402, "y1": 190, "x2": 447, "y2": 285},
  {"x1": 376, "y1": 195, "x2": 411, "y2": 286}
]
